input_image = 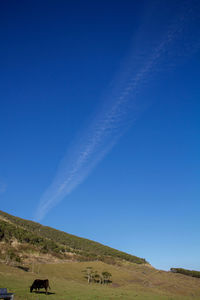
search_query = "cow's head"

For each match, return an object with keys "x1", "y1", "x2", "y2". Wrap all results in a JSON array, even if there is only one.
[{"x1": 30, "y1": 285, "x2": 33, "y2": 293}]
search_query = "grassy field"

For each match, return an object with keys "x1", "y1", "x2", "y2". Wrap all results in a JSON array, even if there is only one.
[{"x1": 1, "y1": 261, "x2": 200, "y2": 300}]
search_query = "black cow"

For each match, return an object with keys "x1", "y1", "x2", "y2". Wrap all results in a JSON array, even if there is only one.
[{"x1": 30, "y1": 279, "x2": 50, "y2": 294}]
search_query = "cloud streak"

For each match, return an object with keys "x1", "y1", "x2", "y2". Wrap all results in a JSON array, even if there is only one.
[
  {"x1": 0, "y1": 181, "x2": 7, "y2": 194},
  {"x1": 35, "y1": 1, "x2": 200, "y2": 221}
]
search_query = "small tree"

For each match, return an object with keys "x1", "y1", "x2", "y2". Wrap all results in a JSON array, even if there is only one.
[
  {"x1": 93, "y1": 272, "x2": 101, "y2": 284},
  {"x1": 82, "y1": 268, "x2": 112, "y2": 285},
  {"x1": 82, "y1": 267, "x2": 94, "y2": 284},
  {"x1": 102, "y1": 271, "x2": 112, "y2": 284}
]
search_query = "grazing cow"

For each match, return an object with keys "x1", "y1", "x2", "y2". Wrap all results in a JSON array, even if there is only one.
[{"x1": 30, "y1": 279, "x2": 50, "y2": 294}]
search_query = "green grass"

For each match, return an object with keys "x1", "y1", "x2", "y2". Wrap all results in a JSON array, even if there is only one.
[
  {"x1": 1, "y1": 262, "x2": 200, "y2": 300},
  {"x1": 1, "y1": 210, "x2": 200, "y2": 299}
]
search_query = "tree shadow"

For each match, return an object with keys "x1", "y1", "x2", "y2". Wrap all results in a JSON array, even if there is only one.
[{"x1": 16, "y1": 265, "x2": 29, "y2": 272}]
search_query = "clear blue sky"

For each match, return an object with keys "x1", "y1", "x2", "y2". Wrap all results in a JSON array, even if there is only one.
[{"x1": 0, "y1": 0, "x2": 200, "y2": 270}]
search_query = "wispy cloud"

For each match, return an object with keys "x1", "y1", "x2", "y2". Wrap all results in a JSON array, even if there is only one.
[
  {"x1": 0, "y1": 181, "x2": 7, "y2": 194},
  {"x1": 35, "y1": 2, "x2": 200, "y2": 221}
]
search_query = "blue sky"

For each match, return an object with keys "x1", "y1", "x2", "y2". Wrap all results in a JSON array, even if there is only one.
[{"x1": 0, "y1": 0, "x2": 200, "y2": 270}]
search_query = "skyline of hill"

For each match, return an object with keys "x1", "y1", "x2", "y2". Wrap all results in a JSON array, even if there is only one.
[{"x1": 0, "y1": 209, "x2": 147, "y2": 266}]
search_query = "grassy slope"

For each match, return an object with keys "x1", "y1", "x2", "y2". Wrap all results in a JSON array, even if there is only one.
[
  {"x1": 0, "y1": 210, "x2": 146, "y2": 264},
  {"x1": 1, "y1": 210, "x2": 200, "y2": 299},
  {"x1": 1, "y1": 261, "x2": 200, "y2": 300}
]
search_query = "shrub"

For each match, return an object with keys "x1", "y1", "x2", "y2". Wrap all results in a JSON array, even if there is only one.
[{"x1": 170, "y1": 268, "x2": 200, "y2": 278}]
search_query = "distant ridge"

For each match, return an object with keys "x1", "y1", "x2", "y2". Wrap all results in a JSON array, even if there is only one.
[{"x1": 0, "y1": 210, "x2": 147, "y2": 265}]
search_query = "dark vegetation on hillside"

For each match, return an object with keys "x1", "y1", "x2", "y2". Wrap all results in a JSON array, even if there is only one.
[
  {"x1": 0, "y1": 219, "x2": 66, "y2": 262},
  {"x1": 0, "y1": 210, "x2": 147, "y2": 265},
  {"x1": 170, "y1": 268, "x2": 200, "y2": 279}
]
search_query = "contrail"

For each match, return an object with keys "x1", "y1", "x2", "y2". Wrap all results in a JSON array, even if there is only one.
[{"x1": 35, "y1": 1, "x2": 200, "y2": 221}]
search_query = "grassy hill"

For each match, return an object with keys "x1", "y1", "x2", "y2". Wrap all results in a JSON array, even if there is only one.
[
  {"x1": 1, "y1": 210, "x2": 200, "y2": 299},
  {"x1": 1, "y1": 261, "x2": 200, "y2": 299},
  {"x1": 0, "y1": 210, "x2": 147, "y2": 265}
]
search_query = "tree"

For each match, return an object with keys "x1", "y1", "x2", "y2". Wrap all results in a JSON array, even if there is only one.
[
  {"x1": 82, "y1": 268, "x2": 112, "y2": 285},
  {"x1": 102, "y1": 271, "x2": 112, "y2": 284},
  {"x1": 82, "y1": 267, "x2": 94, "y2": 284},
  {"x1": 93, "y1": 272, "x2": 101, "y2": 284}
]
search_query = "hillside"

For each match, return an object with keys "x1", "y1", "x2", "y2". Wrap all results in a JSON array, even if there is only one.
[
  {"x1": 1, "y1": 210, "x2": 200, "y2": 299},
  {"x1": 1, "y1": 260, "x2": 200, "y2": 299},
  {"x1": 0, "y1": 210, "x2": 147, "y2": 266}
]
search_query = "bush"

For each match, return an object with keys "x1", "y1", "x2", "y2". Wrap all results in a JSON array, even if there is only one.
[{"x1": 170, "y1": 268, "x2": 200, "y2": 278}]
